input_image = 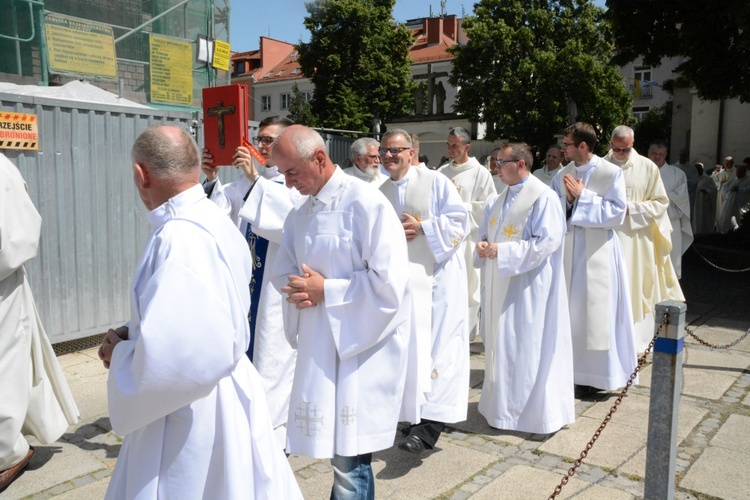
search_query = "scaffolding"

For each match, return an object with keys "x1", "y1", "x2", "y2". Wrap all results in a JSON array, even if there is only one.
[{"x1": 0, "y1": 0, "x2": 230, "y2": 109}]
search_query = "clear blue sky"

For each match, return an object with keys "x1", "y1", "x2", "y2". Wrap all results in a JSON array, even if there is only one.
[{"x1": 229, "y1": 0, "x2": 608, "y2": 52}]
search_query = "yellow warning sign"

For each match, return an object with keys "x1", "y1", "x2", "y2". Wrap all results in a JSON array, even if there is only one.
[
  {"x1": 149, "y1": 34, "x2": 194, "y2": 106},
  {"x1": 0, "y1": 112, "x2": 39, "y2": 151},
  {"x1": 212, "y1": 40, "x2": 231, "y2": 71},
  {"x1": 45, "y1": 13, "x2": 117, "y2": 79}
]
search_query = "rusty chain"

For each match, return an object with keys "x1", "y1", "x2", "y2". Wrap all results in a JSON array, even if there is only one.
[
  {"x1": 548, "y1": 313, "x2": 668, "y2": 500},
  {"x1": 685, "y1": 325, "x2": 750, "y2": 350}
]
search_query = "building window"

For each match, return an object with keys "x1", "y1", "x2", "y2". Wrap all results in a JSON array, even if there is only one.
[
  {"x1": 632, "y1": 66, "x2": 653, "y2": 98},
  {"x1": 280, "y1": 93, "x2": 291, "y2": 110},
  {"x1": 234, "y1": 61, "x2": 246, "y2": 75},
  {"x1": 303, "y1": 91, "x2": 313, "y2": 103},
  {"x1": 261, "y1": 95, "x2": 271, "y2": 111},
  {"x1": 632, "y1": 106, "x2": 650, "y2": 121}
]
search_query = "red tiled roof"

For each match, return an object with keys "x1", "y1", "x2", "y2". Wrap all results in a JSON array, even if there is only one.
[{"x1": 239, "y1": 17, "x2": 461, "y2": 84}]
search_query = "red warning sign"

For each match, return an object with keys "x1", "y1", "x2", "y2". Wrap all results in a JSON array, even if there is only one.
[{"x1": 0, "y1": 112, "x2": 39, "y2": 150}]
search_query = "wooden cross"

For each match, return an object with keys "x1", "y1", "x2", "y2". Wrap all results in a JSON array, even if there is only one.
[{"x1": 206, "y1": 101, "x2": 235, "y2": 148}]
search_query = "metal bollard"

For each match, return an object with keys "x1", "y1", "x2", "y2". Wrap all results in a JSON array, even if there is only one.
[{"x1": 644, "y1": 301, "x2": 686, "y2": 500}]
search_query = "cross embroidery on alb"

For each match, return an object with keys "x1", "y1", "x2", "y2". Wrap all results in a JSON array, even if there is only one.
[
  {"x1": 340, "y1": 406, "x2": 357, "y2": 425},
  {"x1": 502, "y1": 223, "x2": 520, "y2": 240},
  {"x1": 295, "y1": 401, "x2": 324, "y2": 437},
  {"x1": 488, "y1": 216, "x2": 499, "y2": 228}
]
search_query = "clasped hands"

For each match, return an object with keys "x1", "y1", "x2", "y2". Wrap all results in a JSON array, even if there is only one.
[
  {"x1": 281, "y1": 263, "x2": 325, "y2": 309},
  {"x1": 563, "y1": 173, "x2": 584, "y2": 203},
  {"x1": 476, "y1": 240, "x2": 499, "y2": 260},
  {"x1": 98, "y1": 326, "x2": 128, "y2": 369}
]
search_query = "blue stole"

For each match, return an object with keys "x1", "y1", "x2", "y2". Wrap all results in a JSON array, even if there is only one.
[{"x1": 243, "y1": 178, "x2": 283, "y2": 361}]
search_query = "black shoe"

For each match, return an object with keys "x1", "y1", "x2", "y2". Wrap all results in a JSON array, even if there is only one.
[
  {"x1": 398, "y1": 435, "x2": 427, "y2": 455},
  {"x1": 574, "y1": 384, "x2": 598, "y2": 398}
]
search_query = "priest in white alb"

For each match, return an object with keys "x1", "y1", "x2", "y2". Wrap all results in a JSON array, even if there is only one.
[
  {"x1": 475, "y1": 143, "x2": 574, "y2": 434},
  {"x1": 552, "y1": 122, "x2": 638, "y2": 393},
  {"x1": 99, "y1": 125, "x2": 301, "y2": 499},
  {"x1": 603, "y1": 126, "x2": 684, "y2": 352},
  {"x1": 692, "y1": 163, "x2": 718, "y2": 235},
  {"x1": 532, "y1": 144, "x2": 564, "y2": 186},
  {"x1": 381, "y1": 128, "x2": 470, "y2": 456},
  {"x1": 270, "y1": 125, "x2": 412, "y2": 499},
  {"x1": 201, "y1": 115, "x2": 299, "y2": 449},
  {"x1": 438, "y1": 126, "x2": 496, "y2": 339},
  {"x1": 0, "y1": 153, "x2": 79, "y2": 491},
  {"x1": 648, "y1": 140, "x2": 693, "y2": 278}
]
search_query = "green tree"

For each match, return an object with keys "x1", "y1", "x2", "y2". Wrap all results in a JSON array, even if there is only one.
[
  {"x1": 297, "y1": 0, "x2": 415, "y2": 132},
  {"x1": 633, "y1": 101, "x2": 673, "y2": 154},
  {"x1": 606, "y1": 0, "x2": 750, "y2": 102},
  {"x1": 287, "y1": 84, "x2": 317, "y2": 126},
  {"x1": 449, "y1": 0, "x2": 632, "y2": 154}
]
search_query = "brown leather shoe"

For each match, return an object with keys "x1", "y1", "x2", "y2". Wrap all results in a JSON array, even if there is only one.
[{"x1": 0, "y1": 446, "x2": 34, "y2": 492}]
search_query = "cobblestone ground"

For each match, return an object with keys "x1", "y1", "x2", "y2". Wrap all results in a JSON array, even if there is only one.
[{"x1": 7, "y1": 245, "x2": 750, "y2": 499}]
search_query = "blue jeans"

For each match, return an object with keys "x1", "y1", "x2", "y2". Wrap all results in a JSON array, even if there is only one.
[{"x1": 330, "y1": 453, "x2": 374, "y2": 500}]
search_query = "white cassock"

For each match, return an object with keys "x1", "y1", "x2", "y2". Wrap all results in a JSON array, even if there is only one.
[
  {"x1": 660, "y1": 164, "x2": 694, "y2": 278},
  {"x1": 717, "y1": 175, "x2": 741, "y2": 233},
  {"x1": 271, "y1": 167, "x2": 412, "y2": 458},
  {"x1": 474, "y1": 176, "x2": 574, "y2": 434},
  {"x1": 438, "y1": 157, "x2": 496, "y2": 338},
  {"x1": 342, "y1": 165, "x2": 389, "y2": 186},
  {"x1": 551, "y1": 158, "x2": 638, "y2": 390},
  {"x1": 532, "y1": 166, "x2": 562, "y2": 186},
  {"x1": 0, "y1": 154, "x2": 79, "y2": 471},
  {"x1": 692, "y1": 173, "x2": 718, "y2": 235},
  {"x1": 714, "y1": 167, "x2": 736, "y2": 223},
  {"x1": 381, "y1": 166, "x2": 470, "y2": 424},
  {"x1": 739, "y1": 175, "x2": 750, "y2": 218},
  {"x1": 604, "y1": 150, "x2": 684, "y2": 352},
  {"x1": 205, "y1": 169, "x2": 299, "y2": 448},
  {"x1": 106, "y1": 185, "x2": 300, "y2": 499},
  {"x1": 677, "y1": 161, "x2": 700, "y2": 210}
]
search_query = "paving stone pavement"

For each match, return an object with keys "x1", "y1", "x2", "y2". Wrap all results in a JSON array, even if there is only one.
[{"x1": 3, "y1": 248, "x2": 749, "y2": 499}]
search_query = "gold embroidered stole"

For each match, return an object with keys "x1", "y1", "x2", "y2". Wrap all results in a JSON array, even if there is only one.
[
  {"x1": 483, "y1": 176, "x2": 547, "y2": 348},
  {"x1": 560, "y1": 160, "x2": 617, "y2": 350}
]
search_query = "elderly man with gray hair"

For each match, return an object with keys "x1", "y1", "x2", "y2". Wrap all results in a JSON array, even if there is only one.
[
  {"x1": 343, "y1": 137, "x2": 388, "y2": 186},
  {"x1": 603, "y1": 125, "x2": 684, "y2": 352}
]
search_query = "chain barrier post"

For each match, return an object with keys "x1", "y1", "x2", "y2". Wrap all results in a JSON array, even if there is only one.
[{"x1": 644, "y1": 301, "x2": 686, "y2": 500}]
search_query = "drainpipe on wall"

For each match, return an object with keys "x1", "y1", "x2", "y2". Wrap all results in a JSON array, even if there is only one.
[{"x1": 716, "y1": 99, "x2": 725, "y2": 164}]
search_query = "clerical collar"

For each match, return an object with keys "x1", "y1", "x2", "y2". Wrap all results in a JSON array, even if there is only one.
[
  {"x1": 391, "y1": 165, "x2": 415, "y2": 186},
  {"x1": 311, "y1": 165, "x2": 344, "y2": 207},
  {"x1": 574, "y1": 156, "x2": 597, "y2": 173},
  {"x1": 148, "y1": 184, "x2": 204, "y2": 229},
  {"x1": 261, "y1": 164, "x2": 280, "y2": 179},
  {"x1": 508, "y1": 175, "x2": 529, "y2": 191},
  {"x1": 449, "y1": 158, "x2": 474, "y2": 171}
]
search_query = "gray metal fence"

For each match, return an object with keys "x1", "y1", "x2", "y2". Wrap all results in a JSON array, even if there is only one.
[{"x1": 1, "y1": 91, "x2": 195, "y2": 343}]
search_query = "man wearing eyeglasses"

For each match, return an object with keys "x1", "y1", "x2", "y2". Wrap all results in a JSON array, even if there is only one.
[
  {"x1": 438, "y1": 127, "x2": 496, "y2": 341},
  {"x1": 475, "y1": 143, "x2": 574, "y2": 434},
  {"x1": 648, "y1": 139, "x2": 693, "y2": 278},
  {"x1": 551, "y1": 122, "x2": 637, "y2": 397},
  {"x1": 343, "y1": 137, "x2": 388, "y2": 186},
  {"x1": 379, "y1": 128, "x2": 470, "y2": 456},
  {"x1": 200, "y1": 115, "x2": 299, "y2": 450},
  {"x1": 603, "y1": 126, "x2": 684, "y2": 352}
]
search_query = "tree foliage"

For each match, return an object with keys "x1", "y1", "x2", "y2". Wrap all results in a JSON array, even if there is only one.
[
  {"x1": 297, "y1": 0, "x2": 416, "y2": 132},
  {"x1": 606, "y1": 0, "x2": 750, "y2": 102},
  {"x1": 633, "y1": 101, "x2": 673, "y2": 153},
  {"x1": 287, "y1": 84, "x2": 317, "y2": 126},
  {"x1": 449, "y1": 0, "x2": 632, "y2": 154}
]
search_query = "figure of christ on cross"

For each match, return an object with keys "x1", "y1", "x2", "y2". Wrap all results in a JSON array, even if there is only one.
[{"x1": 206, "y1": 100, "x2": 235, "y2": 148}]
